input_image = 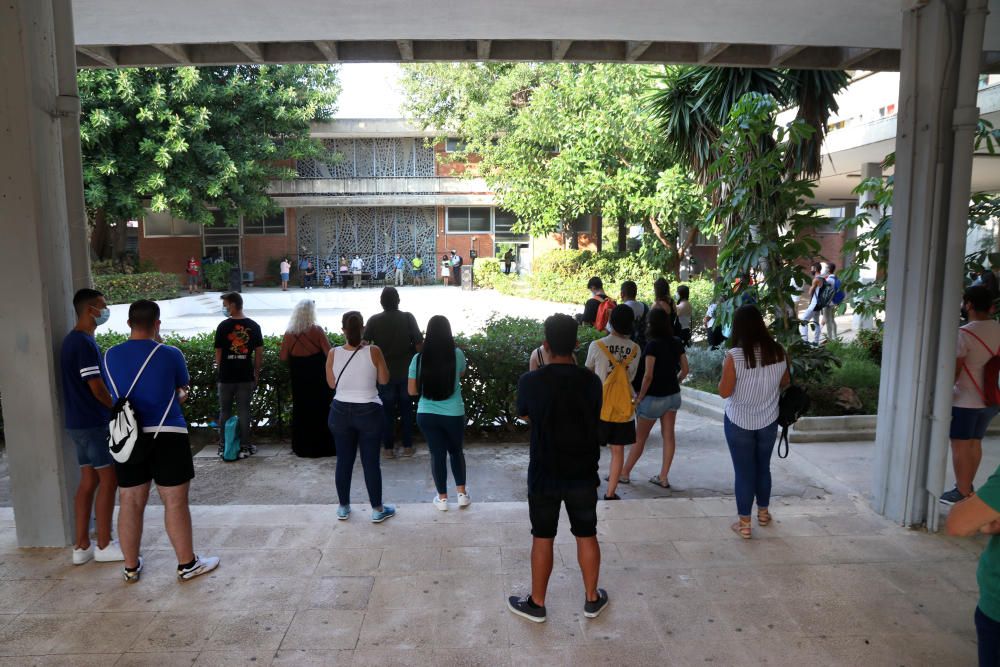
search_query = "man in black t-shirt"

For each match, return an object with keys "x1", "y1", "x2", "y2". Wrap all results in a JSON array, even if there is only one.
[
  {"x1": 578, "y1": 276, "x2": 609, "y2": 328},
  {"x1": 214, "y1": 292, "x2": 264, "y2": 458},
  {"x1": 507, "y1": 314, "x2": 609, "y2": 623}
]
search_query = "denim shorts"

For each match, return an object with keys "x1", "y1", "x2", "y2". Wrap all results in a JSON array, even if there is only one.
[
  {"x1": 636, "y1": 393, "x2": 681, "y2": 420},
  {"x1": 280, "y1": 272, "x2": 289, "y2": 281},
  {"x1": 950, "y1": 406, "x2": 1000, "y2": 440},
  {"x1": 67, "y1": 425, "x2": 114, "y2": 469}
]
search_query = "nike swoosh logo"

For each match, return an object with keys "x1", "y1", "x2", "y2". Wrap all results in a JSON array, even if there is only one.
[{"x1": 110, "y1": 436, "x2": 129, "y2": 453}]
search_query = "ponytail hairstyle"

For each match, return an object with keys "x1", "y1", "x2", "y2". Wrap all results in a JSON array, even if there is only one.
[
  {"x1": 418, "y1": 315, "x2": 458, "y2": 401},
  {"x1": 342, "y1": 311, "x2": 364, "y2": 347}
]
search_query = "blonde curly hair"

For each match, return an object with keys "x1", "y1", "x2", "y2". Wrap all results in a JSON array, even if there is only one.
[{"x1": 286, "y1": 299, "x2": 317, "y2": 335}]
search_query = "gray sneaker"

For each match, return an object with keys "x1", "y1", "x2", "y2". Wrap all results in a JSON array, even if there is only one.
[
  {"x1": 584, "y1": 588, "x2": 609, "y2": 618},
  {"x1": 939, "y1": 486, "x2": 972, "y2": 505},
  {"x1": 507, "y1": 595, "x2": 546, "y2": 623}
]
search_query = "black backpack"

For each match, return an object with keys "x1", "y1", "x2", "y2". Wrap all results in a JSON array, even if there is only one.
[
  {"x1": 815, "y1": 281, "x2": 837, "y2": 310},
  {"x1": 540, "y1": 366, "x2": 600, "y2": 481},
  {"x1": 776, "y1": 384, "x2": 810, "y2": 458},
  {"x1": 630, "y1": 302, "x2": 649, "y2": 349}
]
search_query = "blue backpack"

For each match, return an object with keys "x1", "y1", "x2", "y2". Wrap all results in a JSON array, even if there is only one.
[
  {"x1": 831, "y1": 276, "x2": 846, "y2": 306},
  {"x1": 223, "y1": 416, "x2": 241, "y2": 462}
]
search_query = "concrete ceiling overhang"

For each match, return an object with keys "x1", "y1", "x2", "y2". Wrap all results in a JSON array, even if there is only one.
[{"x1": 72, "y1": 0, "x2": 1000, "y2": 70}]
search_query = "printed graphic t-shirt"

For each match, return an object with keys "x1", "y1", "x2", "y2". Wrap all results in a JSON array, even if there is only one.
[
  {"x1": 585, "y1": 334, "x2": 640, "y2": 384},
  {"x1": 214, "y1": 317, "x2": 263, "y2": 383},
  {"x1": 60, "y1": 330, "x2": 110, "y2": 429}
]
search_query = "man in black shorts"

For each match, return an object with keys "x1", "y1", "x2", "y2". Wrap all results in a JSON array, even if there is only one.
[
  {"x1": 508, "y1": 314, "x2": 609, "y2": 622},
  {"x1": 104, "y1": 300, "x2": 220, "y2": 583}
]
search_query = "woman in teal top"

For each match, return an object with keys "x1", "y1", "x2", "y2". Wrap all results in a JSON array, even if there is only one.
[
  {"x1": 409, "y1": 315, "x2": 470, "y2": 511},
  {"x1": 946, "y1": 465, "x2": 1000, "y2": 666}
]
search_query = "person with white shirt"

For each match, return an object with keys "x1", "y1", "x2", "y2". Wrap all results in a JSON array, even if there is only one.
[
  {"x1": 940, "y1": 286, "x2": 1000, "y2": 505},
  {"x1": 350, "y1": 254, "x2": 364, "y2": 289},
  {"x1": 279, "y1": 258, "x2": 291, "y2": 291}
]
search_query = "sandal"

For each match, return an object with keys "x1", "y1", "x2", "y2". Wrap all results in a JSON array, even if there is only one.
[
  {"x1": 757, "y1": 508, "x2": 772, "y2": 526},
  {"x1": 731, "y1": 519, "x2": 752, "y2": 539},
  {"x1": 648, "y1": 475, "x2": 671, "y2": 489}
]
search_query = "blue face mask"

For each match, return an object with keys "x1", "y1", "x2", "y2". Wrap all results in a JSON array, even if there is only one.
[
  {"x1": 94, "y1": 307, "x2": 110, "y2": 327},
  {"x1": 222, "y1": 306, "x2": 230, "y2": 317}
]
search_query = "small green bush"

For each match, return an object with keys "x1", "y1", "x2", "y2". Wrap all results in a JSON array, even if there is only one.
[
  {"x1": 203, "y1": 261, "x2": 233, "y2": 290},
  {"x1": 93, "y1": 273, "x2": 181, "y2": 305},
  {"x1": 685, "y1": 345, "x2": 725, "y2": 385},
  {"x1": 854, "y1": 328, "x2": 884, "y2": 364}
]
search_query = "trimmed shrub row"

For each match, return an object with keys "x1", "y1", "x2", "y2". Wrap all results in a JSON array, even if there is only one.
[{"x1": 93, "y1": 272, "x2": 181, "y2": 305}]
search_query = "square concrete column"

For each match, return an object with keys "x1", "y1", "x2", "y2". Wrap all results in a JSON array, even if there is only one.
[
  {"x1": 871, "y1": 0, "x2": 987, "y2": 526},
  {"x1": 0, "y1": 0, "x2": 85, "y2": 545}
]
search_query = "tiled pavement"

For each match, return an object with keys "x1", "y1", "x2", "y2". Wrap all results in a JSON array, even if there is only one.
[{"x1": 0, "y1": 493, "x2": 984, "y2": 666}]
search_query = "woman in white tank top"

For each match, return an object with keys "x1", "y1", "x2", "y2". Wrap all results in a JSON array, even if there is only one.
[
  {"x1": 718, "y1": 305, "x2": 790, "y2": 539},
  {"x1": 325, "y1": 311, "x2": 395, "y2": 523}
]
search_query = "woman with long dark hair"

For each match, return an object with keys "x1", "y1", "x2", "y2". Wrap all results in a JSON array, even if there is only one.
[
  {"x1": 718, "y1": 305, "x2": 790, "y2": 539},
  {"x1": 326, "y1": 311, "x2": 395, "y2": 523},
  {"x1": 409, "y1": 315, "x2": 470, "y2": 510},
  {"x1": 622, "y1": 307, "x2": 688, "y2": 488},
  {"x1": 652, "y1": 277, "x2": 676, "y2": 317},
  {"x1": 279, "y1": 300, "x2": 335, "y2": 457},
  {"x1": 675, "y1": 285, "x2": 692, "y2": 346}
]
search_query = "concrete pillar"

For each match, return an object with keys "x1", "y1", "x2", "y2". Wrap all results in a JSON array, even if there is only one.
[
  {"x1": 0, "y1": 0, "x2": 82, "y2": 545},
  {"x1": 871, "y1": 0, "x2": 987, "y2": 526}
]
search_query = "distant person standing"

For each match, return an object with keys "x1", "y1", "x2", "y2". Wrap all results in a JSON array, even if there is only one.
[
  {"x1": 450, "y1": 250, "x2": 463, "y2": 286},
  {"x1": 185, "y1": 257, "x2": 200, "y2": 294},
  {"x1": 279, "y1": 299, "x2": 335, "y2": 458},
  {"x1": 410, "y1": 315, "x2": 470, "y2": 510},
  {"x1": 105, "y1": 299, "x2": 220, "y2": 583},
  {"x1": 675, "y1": 285, "x2": 693, "y2": 346},
  {"x1": 279, "y1": 257, "x2": 291, "y2": 292},
  {"x1": 822, "y1": 263, "x2": 844, "y2": 342},
  {"x1": 326, "y1": 311, "x2": 396, "y2": 523},
  {"x1": 719, "y1": 305, "x2": 790, "y2": 539},
  {"x1": 214, "y1": 292, "x2": 263, "y2": 459},
  {"x1": 303, "y1": 261, "x2": 317, "y2": 290},
  {"x1": 351, "y1": 254, "x2": 364, "y2": 289},
  {"x1": 61, "y1": 288, "x2": 124, "y2": 565},
  {"x1": 339, "y1": 255, "x2": 350, "y2": 287},
  {"x1": 940, "y1": 286, "x2": 1000, "y2": 505},
  {"x1": 578, "y1": 277, "x2": 614, "y2": 331},
  {"x1": 799, "y1": 262, "x2": 825, "y2": 345},
  {"x1": 504, "y1": 249, "x2": 514, "y2": 275},
  {"x1": 440, "y1": 254, "x2": 451, "y2": 285},
  {"x1": 585, "y1": 305, "x2": 640, "y2": 501},
  {"x1": 508, "y1": 314, "x2": 608, "y2": 623},
  {"x1": 411, "y1": 253, "x2": 425, "y2": 286},
  {"x1": 364, "y1": 287, "x2": 423, "y2": 458},
  {"x1": 393, "y1": 254, "x2": 406, "y2": 287}
]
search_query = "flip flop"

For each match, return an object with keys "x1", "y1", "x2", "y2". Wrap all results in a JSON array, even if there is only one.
[{"x1": 648, "y1": 475, "x2": 671, "y2": 489}]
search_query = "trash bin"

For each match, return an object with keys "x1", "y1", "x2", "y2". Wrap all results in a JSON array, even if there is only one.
[
  {"x1": 229, "y1": 266, "x2": 242, "y2": 293},
  {"x1": 461, "y1": 265, "x2": 474, "y2": 291}
]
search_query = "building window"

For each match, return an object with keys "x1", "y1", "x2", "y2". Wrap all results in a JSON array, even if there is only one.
[
  {"x1": 494, "y1": 209, "x2": 530, "y2": 242},
  {"x1": 826, "y1": 119, "x2": 847, "y2": 132},
  {"x1": 445, "y1": 138, "x2": 467, "y2": 152},
  {"x1": 142, "y1": 210, "x2": 202, "y2": 237},
  {"x1": 878, "y1": 104, "x2": 896, "y2": 118},
  {"x1": 446, "y1": 207, "x2": 492, "y2": 233},
  {"x1": 244, "y1": 211, "x2": 286, "y2": 235}
]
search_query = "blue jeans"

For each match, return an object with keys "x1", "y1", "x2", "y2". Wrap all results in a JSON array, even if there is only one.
[
  {"x1": 977, "y1": 606, "x2": 1000, "y2": 667},
  {"x1": 416, "y1": 413, "x2": 466, "y2": 495},
  {"x1": 379, "y1": 380, "x2": 414, "y2": 450},
  {"x1": 67, "y1": 425, "x2": 114, "y2": 468},
  {"x1": 724, "y1": 415, "x2": 779, "y2": 517},
  {"x1": 328, "y1": 400, "x2": 384, "y2": 508}
]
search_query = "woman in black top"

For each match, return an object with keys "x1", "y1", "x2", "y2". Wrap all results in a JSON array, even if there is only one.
[{"x1": 622, "y1": 308, "x2": 688, "y2": 488}]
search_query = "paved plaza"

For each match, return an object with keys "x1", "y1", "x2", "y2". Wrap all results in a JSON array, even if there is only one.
[{"x1": 0, "y1": 410, "x2": 994, "y2": 664}]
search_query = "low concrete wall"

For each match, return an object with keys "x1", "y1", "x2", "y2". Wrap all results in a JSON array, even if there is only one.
[{"x1": 679, "y1": 387, "x2": 1000, "y2": 442}]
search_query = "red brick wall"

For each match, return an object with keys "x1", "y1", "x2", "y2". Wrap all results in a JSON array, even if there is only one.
[
  {"x1": 241, "y1": 209, "x2": 297, "y2": 284},
  {"x1": 690, "y1": 245, "x2": 718, "y2": 275},
  {"x1": 434, "y1": 143, "x2": 482, "y2": 178},
  {"x1": 137, "y1": 219, "x2": 202, "y2": 279},
  {"x1": 435, "y1": 208, "x2": 495, "y2": 273}
]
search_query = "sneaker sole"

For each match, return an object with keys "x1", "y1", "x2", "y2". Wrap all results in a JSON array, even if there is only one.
[
  {"x1": 337, "y1": 514, "x2": 350, "y2": 521},
  {"x1": 371, "y1": 512, "x2": 396, "y2": 523},
  {"x1": 584, "y1": 602, "x2": 609, "y2": 619},
  {"x1": 434, "y1": 502, "x2": 448, "y2": 512},
  {"x1": 938, "y1": 497, "x2": 959, "y2": 506},
  {"x1": 506, "y1": 599, "x2": 546, "y2": 623}
]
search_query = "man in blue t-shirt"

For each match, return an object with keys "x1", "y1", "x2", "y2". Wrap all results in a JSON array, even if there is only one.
[
  {"x1": 104, "y1": 300, "x2": 219, "y2": 584},
  {"x1": 60, "y1": 288, "x2": 124, "y2": 566},
  {"x1": 507, "y1": 314, "x2": 609, "y2": 624}
]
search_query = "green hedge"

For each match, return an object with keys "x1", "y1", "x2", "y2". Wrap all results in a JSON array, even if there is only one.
[
  {"x1": 93, "y1": 273, "x2": 181, "y2": 305},
  {"x1": 84, "y1": 316, "x2": 606, "y2": 435}
]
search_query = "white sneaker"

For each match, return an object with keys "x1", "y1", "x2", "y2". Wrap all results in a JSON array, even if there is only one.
[
  {"x1": 72, "y1": 545, "x2": 94, "y2": 565},
  {"x1": 177, "y1": 555, "x2": 220, "y2": 581},
  {"x1": 457, "y1": 492, "x2": 472, "y2": 508},
  {"x1": 95, "y1": 540, "x2": 125, "y2": 563},
  {"x1": 433, "y1": 495, "x2": 449, "y2": 512}
]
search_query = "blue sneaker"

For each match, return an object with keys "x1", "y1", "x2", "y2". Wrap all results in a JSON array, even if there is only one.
[
  {"x1": 337, "y1": 505, "x2": 351, "y2": 521},
  {"x1": 371, "y1": 504, "x2": 396, "y2": 523}
]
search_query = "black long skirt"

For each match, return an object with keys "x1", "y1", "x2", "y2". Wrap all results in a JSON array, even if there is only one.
[{"x1": 289, "y1": 353, "x2": 336, "y2": 457}]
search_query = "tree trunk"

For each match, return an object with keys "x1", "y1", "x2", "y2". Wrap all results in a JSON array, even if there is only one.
[
  {"x1": 616, "y1": 217, "x2": 627, "y2": 253},
  {"x1": 593, "y1": 213, "x2": 602, "y2": 253},
  {"x1": 90, "y1": 208, "x2": 110, "y2": 260}
]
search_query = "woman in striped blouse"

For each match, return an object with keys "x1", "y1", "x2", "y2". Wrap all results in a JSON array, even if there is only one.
[{"x1": 718, "y1": 305, "x2": 791, "y2": 539}]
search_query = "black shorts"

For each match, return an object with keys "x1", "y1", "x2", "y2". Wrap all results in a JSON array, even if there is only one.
[
  {"x1": 528, "y1": 486, "x2": 598, "y2": 539},
  {"x1": 115, "y1": 432, "x2": 195, "y2": 488},
  {"x1": 600, "y1": 419, "x2": 636, "y2": 446}
]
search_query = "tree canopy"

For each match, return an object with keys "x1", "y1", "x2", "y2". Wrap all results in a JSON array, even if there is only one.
[
  {"x1": 79, "y1": 65, "x2": 340, "y2": 258},
  {"x1": 400, "y1": 62, "x2": 709, "y2": 268}
]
